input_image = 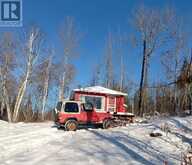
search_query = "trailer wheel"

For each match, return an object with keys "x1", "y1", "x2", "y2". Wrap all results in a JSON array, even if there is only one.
[
  {"x1": 65, "y1": 120, "x2": 78, "y2": 131},
  {"x1": 103, "y1": 119, "x2": 112, "y2": 129}
]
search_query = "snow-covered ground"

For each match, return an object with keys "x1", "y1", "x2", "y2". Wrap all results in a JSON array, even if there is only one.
[{"x1": 0, "y1": 116, "x2": 192, "y2": 165}]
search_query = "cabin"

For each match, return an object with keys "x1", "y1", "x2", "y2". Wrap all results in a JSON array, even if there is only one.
[{"x1": 71, "y1": 86, "x2": 127, "y2": 113}]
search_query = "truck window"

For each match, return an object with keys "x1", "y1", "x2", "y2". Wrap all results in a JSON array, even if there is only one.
[
  {"x1": 56, "y1": 101, "x2": 63, "y2": 112},
  {"x1": 64, "y1": 103, "x2": 79, "y2": 113},
  {"x1": 83, "y1": 103, "x2": 93, "y2": 111}
]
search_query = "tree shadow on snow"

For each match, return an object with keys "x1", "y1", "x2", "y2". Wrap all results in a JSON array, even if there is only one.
[
  {"x1": 170, "y1": 118, "x2": 192, "y2": 133},
  {"x1": 86, "y1": 129, "x2": 180, "y2": 165},
  {"x1": 169, "y1": 118, "x2": 192, "y2": 145},
  {"x1": 87, "y1": 130, "x2": 157, "y2": 165},
  {"x1": 113, "y1": 130, "x2": 180, "y2": 163},
  {"x1": 174, "y1": 132, "x2": 192, "y2": 145}
]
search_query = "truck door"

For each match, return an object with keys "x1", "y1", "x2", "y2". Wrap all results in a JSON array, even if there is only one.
[
  {"x1": 79, "y1": 104, "x2": 88, "y2": 123},
  {"x1": 90, "y1": 109, "x2": 99, "y2": 122},
  {"x1": 82, "y1": 103, "x2": 99, "y2": 123},
  {"x1": 79, "y1": 103, "x2": 93, "y2": 123}
]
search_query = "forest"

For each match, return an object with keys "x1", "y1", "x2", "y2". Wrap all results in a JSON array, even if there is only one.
[{"x1": 0, "y1": 5, "x2": 192, "y2": 122}]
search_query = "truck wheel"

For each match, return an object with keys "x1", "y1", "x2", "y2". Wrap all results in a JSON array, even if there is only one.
[
  {"x1": 65, "y1": 120, "x2": 78, "y2": 131},
  {"x1": 103, "y1": 119, "x2": 111, "y2": 129}
]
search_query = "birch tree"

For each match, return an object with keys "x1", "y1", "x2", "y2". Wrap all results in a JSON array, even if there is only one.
[
  {"x1": 34, "y1": 54, "x2": 53, "y2": 120},
  {"x1": 58, "y1": 16, "x2": 79, "y2": 101},
  {"x1": 0, "y1": 33, "x2": 17, "y2": 122},
  {"x1": 41, "y1": 55, "x2": 52, "y2": 120},
  {"x1": 12, "y1": 27, "x2": 42, "y2": 122},
  {"x1": 0, "y1": 68, "x2": 12, "y2": 122}
]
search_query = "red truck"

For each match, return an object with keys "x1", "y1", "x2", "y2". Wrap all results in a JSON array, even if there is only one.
[{"x1": 54, "y1": 100, "x2": 112, "y2": 131}]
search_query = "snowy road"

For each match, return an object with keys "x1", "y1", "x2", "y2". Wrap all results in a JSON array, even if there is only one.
[{"x1": 0, "y1": 116, "x2": 192, "y2": 165}]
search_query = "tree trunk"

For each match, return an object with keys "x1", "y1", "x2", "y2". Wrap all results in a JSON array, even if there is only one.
[
  {"x1": 0, "y1": 101, "x2": 4, "y2": 118},
  {"x1": 42, "y1": 57, "x2": 52, "y2": 120},
  {"x1": 13, "y1": 66, "x2": 30, "y2": 122},
  {"x1": 174, "y1": 76, "x2": 179, "y2": 115},
  {"x1": 58, "y1": 71, "x2": 65, "y2": 101},
  {"x1": 58, "y1": 55, "x2": 68, "y2": 101},
  {"x1": 138, "y1": 40, "x2": 148, "y2": 116},
  {"x1": 190, "y1": 94, "x2": 192, "y2": 111},
  {"x1": 1, "y1": 97, "x2": 11, "y2": 122},
  {"x1": 120, "y1": 53, "x2": 123, "y2": 91},
  {"x1": 13, "y1": 29, "x2": 40, "y2": 122},
  {"x1": 3, "y1": 86, "x2": 12, "y2": 122},
  {"x1": 0, "y1": 68, "x2": 12, "y2": 122}
]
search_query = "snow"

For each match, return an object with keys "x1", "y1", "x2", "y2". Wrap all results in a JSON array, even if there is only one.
[
  {"x1": 73, "y1": 86, "x2": 127, "y2": 96},
  {"x1": 114, "y1": 112, "x2": 134, "y2": 116},
  {"x1": 0, "y1": 116, "x2": 192, "y2": 165}
]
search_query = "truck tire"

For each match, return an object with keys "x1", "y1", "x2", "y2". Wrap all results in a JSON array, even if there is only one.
[
  {"x1": 65, "y1": 120, "x2": 78, "y2": 131},
  {"x1": 103, "y1": 119, "x2": 111, "y2": 129}
]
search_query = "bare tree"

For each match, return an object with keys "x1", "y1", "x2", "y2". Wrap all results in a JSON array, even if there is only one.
[
  {"x1": 161, "y1": 13, "x2": 187, "y2": 114},
  {"x1": 131, "y1": 5, "x2": 176, "y2": 116},
  {"x1": 115, "y1": 29, "x2": 127, "y2": 91},
  {"x1": 189, "y1": 53, "x2": 192, "y2": 110},
  {"x1": 0, "y1": 68, "x2": 12, "y2": 122},
  {"x1": 0, "y1": 33, "x2": 17, "y2": 122},
  {"x1": 58, "y1": 16, "x2": 79, "y2": 100},
  {"x1": 90, "y1": 63, "x2": 101, "y2": 86},
  {"x1": 30, "y1": 53, "x2": 53, "y2": 121},
  {"x1": 0, "y1": 101, "x2": 5, "y2": 119},
  {"x1": 64, "y1": 64, "x2": 76, "y2": 96},
  {"x1": 23, "y1": 94, "x2": 33, "y2": 121},
  {"x1": 12, "y1": 27, "x2": 42, "y2": 122},
  {"x1": 177, "y1": 52, "x2": 192, "y2": 112},
  {"x1": 41, "y1": 55, "x2": 52, "y2": 120},
  {"x1": 104, "y1": 32, "x2": 114, "y2": 88}
]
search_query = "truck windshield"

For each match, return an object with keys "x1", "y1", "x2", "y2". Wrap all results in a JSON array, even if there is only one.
[
  {"x1": 56, "y1": 101, "x2": 63, "y2": 112},
  {"x1": 64, "y1": 103, "x2": 79, "y2": 113}
]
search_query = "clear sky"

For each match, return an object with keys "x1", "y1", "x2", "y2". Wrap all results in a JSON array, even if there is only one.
[{"x1": 3, "y1": 0, "x2": 192, "y2": 88}]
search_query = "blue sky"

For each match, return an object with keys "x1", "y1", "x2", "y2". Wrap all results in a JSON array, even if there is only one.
[{"x1": 2, "y1": 0, "x2": 192, "y2": 89}]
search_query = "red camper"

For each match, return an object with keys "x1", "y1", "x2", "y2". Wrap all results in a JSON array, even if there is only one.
[
  {"x1": 71, "y1": 86, "x2": 134, "y2": 124},
  {"x1": 71, "y1": 86, "x2": 128, "y2": 113}
]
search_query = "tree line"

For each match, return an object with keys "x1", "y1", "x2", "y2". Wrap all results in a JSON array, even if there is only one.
[{"x1": 0, "y1": 5, "x2": 192, "y2": 122}]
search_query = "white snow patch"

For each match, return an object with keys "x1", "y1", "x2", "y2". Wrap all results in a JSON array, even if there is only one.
[
  {"x1": 0, "y1": 116, "x2": 192, "y2": 165},
  {"x1": 73, "y1": 86, "x2": 127, "y2": 96}
]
